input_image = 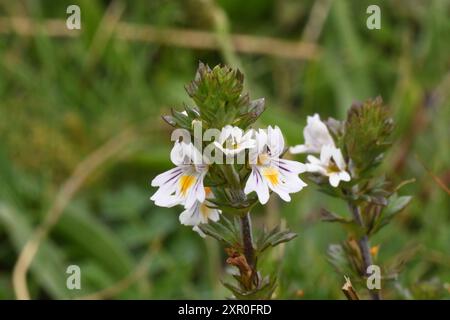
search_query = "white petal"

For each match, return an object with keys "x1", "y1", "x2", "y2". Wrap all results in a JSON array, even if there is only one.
[
  {"x1": 303, "y1": 114, "x2": 335, "y2": 153},
  {"x1": 261, "y1": 165, "x2": 299, "y2": 202},
  {"x1": 179, "y1": 203, "x2": 200, "y2": 226},
  {"x1": 289, "y1": 144, "x2": 309, "y2": 154},
  {"x1": 151, "y1": 167, "x2": 183, "y2": 187},
  {"x1": 256, "y1": 183, "x2": 270, "y2": 204},
  {"x1": 207, "y1": 208, "x2": 221, "y2": 222},
  {"x1": 329, "y1": 173, "x2": 340, "y2": 187},
  {"x1": 332, "y1": 147, "x2": 346, "y2": 170},
  {"x1": 320, "y1": 145, "x2": 334, "y2": 164},
  {"x1": 339, "y1": 171, "x2": 351, "y2": 182},
  {"x1": 151, "y1": 167, "x2": 186, "y2": 207},
  {"x1": 305, "y1": 163, "x2": 323, "y2": 173},
  {"x1": 277, "y1": 159, "x2": 306, "y2": 174},
  {"x1": 267, "y1": 126, "x2": 284, "y2": 157},
  {"x1": 186, "y1": 144, "x2": 204, "y2": 165},
  {"x1": 255, "y1": 129, "x2": 268, "y2": 154},
  {"x1": 184, "y1": 172, "x2": 206, "y2": 209},
  {"x1": 273, "y1": 188, "x2": 291, "y2": 201},
  {"x1": 306, "y1": 155, "x2": 321, "y2": 165},
  {"x1": 244, "y1": 167, "x2": 270, "y2": 204},
  {"x1": 244, "y1": 170, "x2": 257, "y2": 194},
  {"x1": 151, "y1": 188, "x2": 182, "y2": 208},
  {"x1": 267, "y1": 180, "x2": 291, "y2": 202},
  {"x1": 282, "y1": 171, "x2": 308, "y2": 192},
  {"x1": 265, "y1": 168, "x2": 306, "y2": 202},
  {"x1": 215, "y1": 127, "x2": 255, "y2": 156},
  {"x1": 170, "y1": 141, "x2": 185, "y2": 165}
]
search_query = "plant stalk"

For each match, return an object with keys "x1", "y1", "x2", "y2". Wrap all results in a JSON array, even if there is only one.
[
  {"x1": 240, "y1": 212, "x2": 255, "y2": 269},
  {"x1": 222, "y1": 164, "x2": 257, "y2": 286},
  {"x1": 349, "y1": 203, "x2": 381, "y2": 300}
]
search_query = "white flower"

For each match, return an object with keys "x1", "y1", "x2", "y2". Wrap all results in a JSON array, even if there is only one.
[
  {"x1": 179, "y1": 187, "x2": 221, "y2": 237},
  {"x1": 151, "y1": 141, "x2": 208, "y2": 209},
  {"x1": 306, "y1": 145, "x2": 351, "y2": 187},
  {"x1": 214, "y1": 125, "x2": 256, "y2": 156},
  {"x1": 290, "y1": 114, "x2": 335, "y2": 154},
  {"x1": 244, "y1": 126, "x2": 307, "y2": 204}
]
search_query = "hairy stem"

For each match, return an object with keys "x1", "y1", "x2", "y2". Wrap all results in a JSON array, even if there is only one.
[
  {"x1": 240, "y1": 212, "x2": 255, "y2": 269},
  {"x1": 222, "y1": 164, "x2": 257, "y2": 288},
  {"x1": 349, "y1": 203, "x2": 381, "y2": 300}
]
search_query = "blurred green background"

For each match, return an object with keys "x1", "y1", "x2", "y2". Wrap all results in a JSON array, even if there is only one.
[{"x1": 0, "y1": 0, "x2": 449, "y2": 299}]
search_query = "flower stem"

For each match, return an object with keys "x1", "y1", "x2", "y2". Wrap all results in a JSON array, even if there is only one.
[
  {"x1": 221, "y1": 164, "x2": 241, "y2": 190},
  {"x1": 240, "y1": 212, "x2": 255, "y2": 269},
  {"x1": 349, "y1": 203, "x2": 381, "y2": 300},
  {"x1": 221, "y1": 164, "x2": 257, "y2": 287}
]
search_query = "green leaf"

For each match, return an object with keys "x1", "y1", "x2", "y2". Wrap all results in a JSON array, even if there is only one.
[
  {"x1": 386, "y1": 195, "x2": 413, "y2": 216},
  {"x1": 385, "y1": 244, "x2": 421, "y2": 277},
  {"x1": 320, "y1": 208, "x2": 353, "y2": 224},
  {"x1": 55, "y1": 204, "x2": 135, "y2": 279},
  {"x1": 234, "y1": 98, "x2": 266, "y2": 128},
  {"x1": 372, "y1": 194, "x2": 412, "y2": 233},
  {"x1": 223, "y1": 275, "x2": 277, "y2": 300},
  {"x1": 169, "y1": 107, "x2": 193, "y2": 130},
  {"x1": 0, "y1": 203, "x2": 73, "y2": 299},
  {"x1": 199, "y1": 215, "x2": 241, "y2": 248},
  {"x1": 327, "y1": 243, "x2": 355, "y2": 277},
  {"x1": 255, "y1": 225, "x2": 298, "y2": 254}
]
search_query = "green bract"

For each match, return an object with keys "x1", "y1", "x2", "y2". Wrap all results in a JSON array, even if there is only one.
[
  {"x1": 344, "y1": 97, "x2": 394, "y2": 177},
  {"x1": 164, "y1": 62, "x2": 265, "y2": 130}
]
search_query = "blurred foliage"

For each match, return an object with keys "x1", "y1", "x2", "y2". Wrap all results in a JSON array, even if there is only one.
[{"x1": 0, "y1": 0, "x2": 449, "y2": 299}]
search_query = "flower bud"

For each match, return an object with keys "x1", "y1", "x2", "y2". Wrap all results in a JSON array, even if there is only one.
[
  {"x1": 183, "y1": 62, "x2": 265, "y2": 129},
  {"x1": 344, "y1": 97, "x2": 394, "y2": 177}
]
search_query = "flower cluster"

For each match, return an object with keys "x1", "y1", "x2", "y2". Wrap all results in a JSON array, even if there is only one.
[
  {"x1": 149, "y1": 62, "x2": 312, "y2": 298},
  {"x1": 151, "y1": 108, "x2": 361, "y2": 235},
  {"x1": 295, "y1": 99, "x2": 411, "y2": 300},
  {"x1": 151, "y1": 125, "x2": 307, "y2": 235},
  {"x1": 290, "y1": 114, "x2": 351, "y2": 187},
  {"x1": 149, "y1": 64, "x2": 410, "y2": 300}
]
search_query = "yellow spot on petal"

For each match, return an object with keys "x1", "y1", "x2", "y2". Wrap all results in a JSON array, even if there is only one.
[
  {"x1": 200, "y1": 203, "x2": 211, "y2": 219},
  {"x1": 179, "y1": 175, "x2": 196, "y2": 196},
  {"x1": 326, "y1": 160, "x2": 341, "y2": 174},
  {"x1": 262, "y1": 167, "x2": 279, "y2": 186},
  {"x1": 257, "y1": 153, "x2": 270, "y2": 166}
]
